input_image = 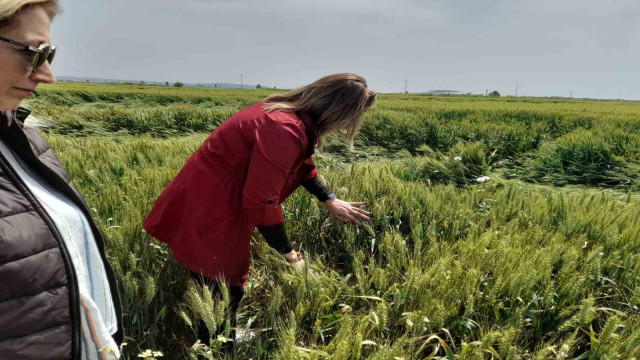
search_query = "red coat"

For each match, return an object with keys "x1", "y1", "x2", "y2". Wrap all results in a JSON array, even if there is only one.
[{"x1": 143, "y1": 102, "x2": 318, "y2": 286}]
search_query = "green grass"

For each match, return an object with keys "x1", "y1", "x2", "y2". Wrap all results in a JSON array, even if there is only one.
[
  {"x1": 29, "y1": 82, "x2": 640, "y2": 189},
  {"x1": 521, "y1": 129, "x2": 635, "y2": 187},
  {"x1": 22, "y1": 83, "x2": 640, "y2": 359}
]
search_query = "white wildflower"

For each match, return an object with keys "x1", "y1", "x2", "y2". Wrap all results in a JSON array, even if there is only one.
[
  {"x1": 476, "y1": 176, "x2": 491, "y2": 183},
  {"x1": 217, "y1": 334, "x2": 233, "y2": 343},
  {"x1": 138, "y1": 349, "x2": 163, "y2": 359},
  {"x1": 454, "y1": 156, "x2": 462, "y2": 161}
]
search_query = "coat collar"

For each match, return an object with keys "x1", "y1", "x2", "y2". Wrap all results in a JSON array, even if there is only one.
[
  {"x1": 0, "y1": 110, "x2": 13, "y2": 130},
  {"x1": 296, "y1": 111, "x2": 317, "y2": 158},
  {"x1": 16, "y1": 107, "x2": 31, "y2": 122},
  {"x1": 0, "y1": 107, "x2": 33, "y2": 163},
  {"x1": 0, "y1": 107, "x2": 30, "y2": 129}
]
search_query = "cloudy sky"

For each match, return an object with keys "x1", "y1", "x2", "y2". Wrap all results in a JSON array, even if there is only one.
[{"x1": 51, "y1": 0, "x2": 639, "y2": 99}]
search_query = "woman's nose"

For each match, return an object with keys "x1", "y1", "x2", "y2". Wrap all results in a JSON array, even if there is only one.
[{"x1": 30, "y1": 61, "x2": 56, "y2": 84}]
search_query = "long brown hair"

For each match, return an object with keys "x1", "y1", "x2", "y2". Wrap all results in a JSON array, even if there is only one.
[
  {"x1": 0, "y1": 0, "x2": 61, "y2": 28},
  {"x1": 263, "y1": 73, "x2": 376, "y2": 150}
]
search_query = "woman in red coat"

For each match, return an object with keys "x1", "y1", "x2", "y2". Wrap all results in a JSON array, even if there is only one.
[{"x1": 143, "y1": 73, "x2": 376, "y2": 344}]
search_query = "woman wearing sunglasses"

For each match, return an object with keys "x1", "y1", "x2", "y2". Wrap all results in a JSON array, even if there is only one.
[
  {"x1": 0, "y1": 1, "x2": 122, "y2": 359},
  {"x1": 144, "y1": 73, "x2": 376, "y2": 347}
]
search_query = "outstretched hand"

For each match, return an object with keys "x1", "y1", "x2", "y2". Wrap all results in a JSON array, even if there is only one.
[{"x1": 324, "y1": 198, "x2": 372, "y2": 227}]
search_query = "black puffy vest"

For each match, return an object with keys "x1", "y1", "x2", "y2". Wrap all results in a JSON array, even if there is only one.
[{"x1": 0, "y1": 108, "x2": 122, "y2": 359}]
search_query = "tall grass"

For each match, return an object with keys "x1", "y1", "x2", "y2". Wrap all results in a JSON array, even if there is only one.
[
  {"x1": 28, "y1": 83, "x2": 640, "y2": 190},
  {"x1": 28, "y1": 83, "x2": 640, "y2": 358},
  {"x1": 46, "y1": 131, "x2": 640, "y2": 359},
  {"x1": 523, "y1": 129, "x2": 637, "y2": 188}
]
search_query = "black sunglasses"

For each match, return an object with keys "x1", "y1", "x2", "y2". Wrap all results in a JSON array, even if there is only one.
[{"x1": 0, "y1": 35, "x2": 56, "y2": 72}]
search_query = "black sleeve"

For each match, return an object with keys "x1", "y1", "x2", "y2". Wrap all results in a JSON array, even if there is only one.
[
  {"x1": 301, "y1": 176, "x2": 336, "y2": 203},
  {"x1": 257, "y1": 223, "x2": 293, "y2": 254}
]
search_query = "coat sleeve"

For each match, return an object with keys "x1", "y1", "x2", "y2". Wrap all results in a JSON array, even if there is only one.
[
  {"x1": 242, "y1": 120, "x2": 304, "y2": 226},
  {"x1": 303, "y1": 158, "x2": 318, "y2": 180}
]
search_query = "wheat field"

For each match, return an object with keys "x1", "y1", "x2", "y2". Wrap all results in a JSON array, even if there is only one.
[{"x1": 23, "y1": 82, "x2": 640, "y2": 359}]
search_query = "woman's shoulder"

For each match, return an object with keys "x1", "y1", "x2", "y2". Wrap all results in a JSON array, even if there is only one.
[
  {"x1": 238, "y1": 102, "x2": 300, "y2": 122},
  {"x1": 232, "y1": 102, "x2": 302, "y2": 131}
]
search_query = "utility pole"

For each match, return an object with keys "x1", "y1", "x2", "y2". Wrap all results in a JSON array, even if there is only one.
[
  {"x1": 240, "y1": 73, "x2": 243, "y2": 89},
  {"x1": 515, "y1": 84, "x2": 519, "y2": 97},
  {"x1": 485, "y1": 89, "x2": 488, "y2": 96},
  {"x1": 404, "y1": 80, "x2": 408, "y2": 93},
  {"x1": 570, "y1": 91, "x2": 573, "y2": 98},
  {"x1": 619, "y1": 91, "x2": 622, "y2": 100}
]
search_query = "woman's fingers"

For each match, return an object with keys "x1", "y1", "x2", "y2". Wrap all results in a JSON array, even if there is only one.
[
  {"x1": 336, "y1": 211, "x2": 370, "y2": 225},
  {"x1": 345, "y1": 214, "x2": 363, "y2": 227},
  {"x1": 348, "y1": 202, "x2": 372, "y2": 216},
  {"x1": 352, "y1": 207, "x2": 372, "y2": 216},
  {"x1": 349, "y1": 208, "x2": 370, "y2": 221},
  {"x1": 330, "y1": 200, "x2": 372, "y2": 226},
  {"x1": 355, "y1": 213, "x2": 371, "y2": 221},
  {"x1": 337, "y1": 213, "x2": 367, "y2": 226},
  {"x1": 293, "y1": 259, "x2": 305, "y2": 272}
]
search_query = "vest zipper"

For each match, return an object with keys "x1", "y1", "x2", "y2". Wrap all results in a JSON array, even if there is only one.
[{"x1": 0, "y1": 152, "x2": 82, "y2": 360}]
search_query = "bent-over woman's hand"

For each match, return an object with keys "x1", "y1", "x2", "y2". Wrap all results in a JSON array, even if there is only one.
[
  {"x1": 324, "y1": 198, "x2": 372, "y2": 226},
  {"x1": 283, "y1": 250, "x2": 305, "y2": 272}
]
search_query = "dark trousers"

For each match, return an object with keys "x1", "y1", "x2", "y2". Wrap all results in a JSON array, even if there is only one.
[{"x1": 189, "y1": 271, "x2": 245, "y2": 346}]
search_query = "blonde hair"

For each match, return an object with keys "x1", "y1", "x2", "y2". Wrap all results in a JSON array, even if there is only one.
[
  {"x1": 0, "y1": 0, "x2": 61, "y2": 27},
  {"x1": 263, "y1": 73, "x2": 376, "y2": 150}
]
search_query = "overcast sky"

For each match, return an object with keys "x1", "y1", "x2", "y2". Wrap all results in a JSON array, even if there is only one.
[{"x1": 51, "y1": 0, "x2": 639, "y2": 99}]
